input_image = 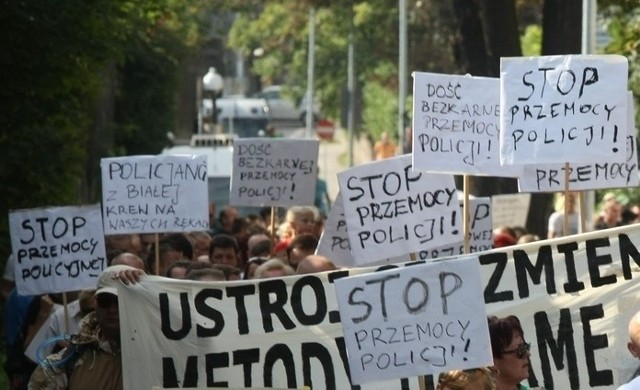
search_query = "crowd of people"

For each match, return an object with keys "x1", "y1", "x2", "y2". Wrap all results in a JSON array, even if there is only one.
[
  {"x1": 490, "y1": 191, "x2": 640, "y2": 249},
  {"x1": 3, "y1": 194, "x2": 640, "y2": 389}
]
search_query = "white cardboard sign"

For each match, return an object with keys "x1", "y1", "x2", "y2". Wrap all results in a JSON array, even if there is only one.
[
  {"x1": 519, "y1": 91, "x2": 638, "y2": 192},
  {"x1": 337, "y1": 154, "x2": 462, "y2": 265},
  {"x1": 101, "y1": 155, "x2": 209, "y2": 234},
  {"x1": 500, "y1": 54, "x2": 628, "y2": 165},
  {"x1": 412, "y1": 72, "x2": 521, "y2": 177},
  {"x1": 230, "y1": 138, "x2": 319, "y2": 207},
  {"x1": 316, "y1": 194, "x2": 492, "y2": 265},
  {"x1": 334, "y1": 256, "x2": 493, "y2": 384},
  {"x1": 9, "y1": 204, "x2": 106, "y2": 295}
]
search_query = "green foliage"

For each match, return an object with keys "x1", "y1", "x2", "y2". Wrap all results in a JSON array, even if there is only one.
[
  {"x1": 521, "y1": 24, "x2": 542, "y2": 56},
  {"x1": 362, "y1": 81, "x2": 397, "y2": 142},
  {"x1": 0, "y1": 0, "x2": 208, "y2": 260}
]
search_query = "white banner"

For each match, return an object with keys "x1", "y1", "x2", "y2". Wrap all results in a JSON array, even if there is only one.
[
  {"x1": 230, "y1": 138, "x2": 319, "y2": 207},
  {"x1": 101, "y1": 155, "x2": 209, "y2": 234},
  {"x1": 9, "y1": 204, "x2": 106, "y2": 295},
  {"x1": 500, "y1": 54, "x2": 628, "y2": 165},
  {"x1": 120, "y1": 223, "x2": 640, "y2": 389},
  {"x1": 412, "y1": 72, "x2": 521, "y2": 177}
]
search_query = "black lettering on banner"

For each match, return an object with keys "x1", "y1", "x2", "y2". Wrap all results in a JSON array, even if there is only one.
[
  {"x1": 291, "y1": 276, "x2": 327, "y2": 326},
  {"x1": 556, "y1": 242, "x2": 585, "y2": 293},
  {"x1": 160, "y1": 292, "x2": 191, "y2": 340},
  {"x1": 264, "y1": 344, "x2": 297, "y2": 388},
  {"x1": 513, "y1": 245, "x2": 555, "y2": 298},
  {"x1": 586, "y1": 238, "x2": 617, "y2": 288},
  {"x1": 480, "y1": 252, "x2": 513, "y2": 303},
  {"x1": 334, "y1": 336, "x2": 361, "y2": 390},
  {"x1": 226, "y1": 285, "x2": 255, "y2": 335},
  {"x1": 162, "y1": 355, "x2": 198, "y2": 388},
  {"x1": 302, "y1": 342, "x2": 336, "y2": 390},
  {"x1": 195, "y1": 289, "x2": 224, "y2": 337},
  {"x1": 258, "y1": 279, "x2": 296, "y2": 332},
  {"x1": 205, "y1": 352, "x2": 229, "y2": 387},
  {"x1": 581, "y1": 304, "x2": 613, "y2": 387},
  {"x1": 534, "y1": 308, "x2": 578, "y2": 389},
  {"x1": 233, "y1": 348, "x2": 260, "y2": 388},
  {"x1": 619, "y1": 234, "x2": 640, "y2": 279}
]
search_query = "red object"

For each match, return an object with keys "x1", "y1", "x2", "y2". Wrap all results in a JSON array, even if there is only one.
[
  {"x1": 493, "y1": 233, "x2": 517, "y2": 248},
  {"x1": 316, "y1": 119, "x2": 335, "y2": 141}
]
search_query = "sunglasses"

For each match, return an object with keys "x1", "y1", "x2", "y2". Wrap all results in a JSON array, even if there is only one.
[
  {"x1": 96, "y1": 294, "x2": 119, "y2": 308},
  {"x1": 503, "y1": 342, "x2": 530, "y2": 359}
]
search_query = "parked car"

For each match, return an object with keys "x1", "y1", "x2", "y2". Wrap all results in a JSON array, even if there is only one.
[{"x1": 255, "y1": 85, "x2": 320, "y2": 124}]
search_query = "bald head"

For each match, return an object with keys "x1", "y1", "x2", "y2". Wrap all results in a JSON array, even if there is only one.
[
  {"x1": 628, "y1": 311, "x2": 640, "y2": 358},
  {"x1": 111, "y1": 252, "x2": 145, "y2": 270},
  {"x1": 296, "y1": 255, "x2": 337, "y2": 275}
]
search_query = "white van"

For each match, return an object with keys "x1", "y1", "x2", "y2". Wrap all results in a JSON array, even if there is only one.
[{"x1": 200, "y1": 95, "x2": 270, "y2": 137}]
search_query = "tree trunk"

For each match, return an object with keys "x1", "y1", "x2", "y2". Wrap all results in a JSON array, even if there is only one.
[{"x1": 524, "y1": 0, "x2": 583, "y2": 238}]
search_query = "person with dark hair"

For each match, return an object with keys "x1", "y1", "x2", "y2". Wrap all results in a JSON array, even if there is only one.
[
  {"x1": 162, "y1": 233, "x2": 194, "y2": 260},
  {"x1": 211, "y1": 264, "x2": 241, "y2": 281},
  {"x1": 210, "y1": 206, "x2": 239, "y2": 236},
  {"x1": 286, "y1": 233, "x2": 318, "y2": 269},
  {"x1": 487, "y1": 315, "x2": 531, "y2": 390},
  {"x1": 165, "y1": 260, "x2": 192, "y2": 279},
  {"x1": 242, "y1": 257, "x2": 268, "y2": 280},
  {"x1": 208, "y1": 234, "x2": 240, "y2": 267},
  {"x1": 186, "y1": 268, "x2": 226, "y2": 282},
  {"x1": 146, "y1": 240, "x2": 185, "y2": 276}
]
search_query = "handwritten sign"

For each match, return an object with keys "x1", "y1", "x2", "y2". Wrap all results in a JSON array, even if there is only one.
[
  {"x1": 491, "y1": 193, "x2": 531, "y2": 229},
  {"x1": 316, "y1": 194, "x2": 492, "y2": 265},
  {"x1": 519, "y1": 91, "x2": 638, "y2": 192},
  {"x1": 230, "y1": 138, "x2": 319, "y2": 207},
  {"x1": 337, "y1": 154, "x2": 462, "y2": 265},
  {"x1": 334, "y1": 256, "x2": 492, "y2": 384},
  {"x1": 412, "y1": 72, "x2": 521, "y2": 177},
  {"x1": 101, "y1": 155, "x2": 209, "y2": 235},
  {"x1": 500, "y1": 54, "x2": 628, "y2": 165},
  {"x1": 9, "y1": 204, "x2": 106, "y2": 295}
]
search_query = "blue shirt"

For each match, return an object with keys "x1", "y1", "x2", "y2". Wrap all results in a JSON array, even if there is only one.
[{"x1": 4, "y1": 288, "x2": 35, "y2": 346}]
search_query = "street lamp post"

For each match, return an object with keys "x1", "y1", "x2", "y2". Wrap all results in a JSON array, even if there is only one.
[{"x1": 202, "y1": 67, "x2": 224, "y2": 133}]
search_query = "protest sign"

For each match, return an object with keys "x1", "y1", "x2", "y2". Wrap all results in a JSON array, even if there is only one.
[
  {"x1": 101, "y1": 155, "x2": 209, "y2": 235},
  {"x1": 9, "y1": 204, "x2": 106, "y2": 295},
  {"x1": 519, "y1": 91, "x2": 638, "y2": 192},
  {"x1": 337, "y1": 154, "x2": 462, "y2": 265},
  {"x1": 120, "y1": 224, "x2": 640, "y2": 389},
  {"x1": 412, "y1": 72, "x2": 521, "y2": 177},
  {"x1": 491, "y1": 193, "x2": 531, "y2": 230},
  {"x1": 316, "y1": 194, "x2": 492, "y2": 265},
  {"x1": 334, "y1": 256, "x2": 492, "y2": 384},
  {"x1": 500, "y1": 54, "x2": 628, "y2": 165},
  {"x1": 230, "y1": 138, "x2": 319, "y2": 207}
]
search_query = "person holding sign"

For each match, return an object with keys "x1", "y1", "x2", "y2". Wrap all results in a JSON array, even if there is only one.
[
  {"x1": 28, "y1": 265, "x2": 136, "y2": 390},
  {"x1": 488, "y1": 315, "x2": 532, "y2": 390}
]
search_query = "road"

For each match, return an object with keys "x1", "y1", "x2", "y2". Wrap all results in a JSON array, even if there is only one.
[{"x1": 273, "y1": 122, "x2": 372, "y2": 205}]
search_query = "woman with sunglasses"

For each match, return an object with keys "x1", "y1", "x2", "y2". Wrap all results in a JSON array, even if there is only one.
[{"x1": 488, "y1": 315, "x2": 532, "y2": 390}]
